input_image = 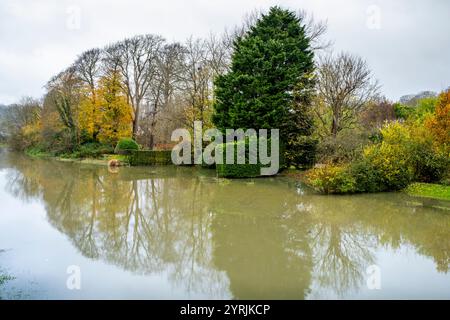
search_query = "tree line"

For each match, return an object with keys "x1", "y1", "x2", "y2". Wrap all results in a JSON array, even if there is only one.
[{"x1": 1, "y1": 6, "x2": 447, "y2": 180}]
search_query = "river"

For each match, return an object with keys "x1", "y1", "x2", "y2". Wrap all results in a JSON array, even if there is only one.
[{"x1": 0, "y1": 149, "x2": 449, "y2": 299}]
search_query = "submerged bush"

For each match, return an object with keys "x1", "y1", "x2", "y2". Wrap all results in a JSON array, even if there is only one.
[
  {"x1": 306, "y1": 164, "x2": 356, "y2": 194},
  {"x1": 349, "y1": 160, "x2": 384, "y2": 193},
  {"x1": 307, "y1": 119, "x2": 450, "y2": 194},
  {"x1": 69, "y1": 143, "x2": 114, "y2": 159}
]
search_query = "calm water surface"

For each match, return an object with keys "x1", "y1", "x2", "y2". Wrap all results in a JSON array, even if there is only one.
[{"x1": 0, "y1": 149, "x2": 449, "y2": 299}]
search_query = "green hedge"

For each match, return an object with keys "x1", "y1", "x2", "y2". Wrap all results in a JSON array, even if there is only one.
[
  {"x1": 129, "y1": 150, "x2": 172, "y2": 166},
  {"x1": 115, "y1": 138, "x2": 139, "y2": 154},
  {"x1": 215, "y1": 138, "x2": 284, "y2": 178}
]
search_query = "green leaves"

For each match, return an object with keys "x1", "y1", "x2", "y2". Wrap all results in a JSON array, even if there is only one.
[
  {"x1": 212, "y1": 7, "x2": 316, "y2": 168},
  {"x1": 213, "y1": 7, "x2": 314, "y2": 134}
]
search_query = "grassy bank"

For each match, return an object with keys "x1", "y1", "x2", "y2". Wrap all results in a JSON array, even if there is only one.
[
  {"x1": 25, "y1": 145, "x2": 130, "y2": 166},
  {"x1": 405, "y1": 183, "x2": 450, "y2": 201}
]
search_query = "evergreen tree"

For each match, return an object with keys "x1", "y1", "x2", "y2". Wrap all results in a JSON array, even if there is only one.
[{"x1": 213, "y1": 6, "x2": 316, "y2": 167}]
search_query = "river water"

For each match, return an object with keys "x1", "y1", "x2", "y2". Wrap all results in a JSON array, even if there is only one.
[{"x1": 0, "y1": 149, "x2": 449, "y2": 299}]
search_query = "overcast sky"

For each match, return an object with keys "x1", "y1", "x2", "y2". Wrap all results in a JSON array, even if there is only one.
[{"x1": 0, "y1": 0, "x2": 449, "y2": 104}]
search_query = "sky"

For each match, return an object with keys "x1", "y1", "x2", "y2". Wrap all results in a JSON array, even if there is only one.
[{"x1": 0, "y1": 0, "x2": 449, "y2": 104}]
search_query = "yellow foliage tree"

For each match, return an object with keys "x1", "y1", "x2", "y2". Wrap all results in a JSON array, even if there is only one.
[
  {"x1": 77, "y1": 72, "x2": 132, "y2": 145},
  {"x1": 95, "y1": 72, "x2": 133, "y2": 145}
]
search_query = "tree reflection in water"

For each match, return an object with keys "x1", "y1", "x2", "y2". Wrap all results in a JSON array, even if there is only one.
[{"x1": 3, "y1": 152, "x2": 450, "y2": 299}]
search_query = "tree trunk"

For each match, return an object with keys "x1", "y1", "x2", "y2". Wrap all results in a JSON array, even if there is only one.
[
  {"x1": 132, "y1": 102, "x2": 140, "y2": 140},
  {"x1": 331, "y1": 114, "x2": 339, "y2": 138}
]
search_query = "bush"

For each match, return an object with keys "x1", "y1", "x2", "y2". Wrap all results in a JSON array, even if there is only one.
[
  {"x1": 366, "y1": 122, "x2": 415, "y2": 189},
  {"x1": 129, "y1": 150, "x2": 172, "y2": 166},
  {"x1": 215, "y1": 137, "x2": 284, "y2": 178},
  {"x1": 316, "y1": 130, "x2": 369, "y2": 164},
  {"x1": 363, "y1": 122, "x2": 449, "y2": 189},
  {"x1": 349, "y1": 160, "x2": 383, "y2": 193},
  {"x1": 68, "y1": 143, "x2": 114, "y2": 159},
  {"x1": 285, "y1": 136, "x2": 317, "y2": 169},
  {"x1": 306, "y1": 164, "x2": 357, "y2": 194},
  {"x1": 115, "y1": 138, "x2": 139, "y2": 154}
]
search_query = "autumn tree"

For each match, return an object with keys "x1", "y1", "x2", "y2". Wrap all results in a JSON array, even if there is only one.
[
  {"x1": 426, "y1": 90, "x2": 450, "y2": 149},
  {"x1": 45, "y1": 66, "x2": 83, "y2": 148},
  {"x1": 95, "y1": 72, "x2": 133, "y2": 144},
  {"x1": 2, "y1": 97, "x2": 42, "y2": 150},
  {"x1": 74, "y1": 48, "x2": 102, "y2": 140}
]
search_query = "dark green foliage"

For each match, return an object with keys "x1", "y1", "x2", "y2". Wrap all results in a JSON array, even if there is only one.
[
  {"x1": 69, "y1": 143, "x2": 114, "y2": 159},
  {"x1": 393, "y1": 103, "x2": 414, "y2": 120},
  {"x1": 115, "y1": 138, "x2": 139, "y2": 154},
  {"x1": 217, "y1": 162, "x2": 263, "y2": 178},
  {"x1": 213, "y1": 7, "x2": 316, "y2": 167},
  {"x1": 215, "y1": 138, "x2": 283, "y2": 178},
  {"x1": 129, "y1": 150, "x2": 172, "y2": 166},
  {"x1": 286, "y1": 136, "x2": 317, "y2": 168},
  {"x1": 349, "y1": 160, "x2": 384, "y2": 193}
]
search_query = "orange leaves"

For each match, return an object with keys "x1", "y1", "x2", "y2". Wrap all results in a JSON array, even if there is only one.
[{"x1": 426, "y1": 90, "x2": 450, "y2": 148}]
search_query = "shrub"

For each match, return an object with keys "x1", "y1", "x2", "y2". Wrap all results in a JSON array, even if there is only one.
[
  {"x1": 363, "y1": 121, "x2": 449, "y2": 188},
  {"x1": 68, "y1": 143, "x2": 114, "y2": 159},
  {"x1": 363, "y1": 127, "x2": 415, "y2": 191},
  {"x1": 129, "y1": 150, "x2": 172, "y2": 166},
  {"x1": 316, "y1": 132, "x2": 369, "y2": 164},
  {"x1": 306, "y1": 164, "x2": 357, "y2": 194},
  {"x1": 115, "y1": 138, "x2": 139, "y2": 154},
  {"x1": 393, "y1": 102, "x2": 414, "y2": 120},
  {"x1": 349, "y1": 160, "x2": 383, "y2": 193},
  {"x1": 215, "y1": 137, "x2": 284, "y2": 178},
  {"x1": 285, "y1": 136, "x2": 317, "y2": 169}
]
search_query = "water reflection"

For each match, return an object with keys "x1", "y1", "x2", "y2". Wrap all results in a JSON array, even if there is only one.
[{"x1": 1, "y1": 151, "x2": 449, "y2": 299}]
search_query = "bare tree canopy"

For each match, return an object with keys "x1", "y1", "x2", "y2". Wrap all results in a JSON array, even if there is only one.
[
  {"x1": 104, "y1": 34, "x2": 165, "y2": 138},
  {"x1": 315, "y1": 52, "x2": 380, "y2": 137},
  {"x1": 74, "y1": 48, "x2": 102, "y2": 93}
]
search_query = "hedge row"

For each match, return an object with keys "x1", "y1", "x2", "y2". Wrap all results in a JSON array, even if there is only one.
[
  {"x1": 129, "y1": 150, "x2": 172, "y2": 166},
  {"x1": 215, "y1": 138, "x2": 284, "y2": 178}
]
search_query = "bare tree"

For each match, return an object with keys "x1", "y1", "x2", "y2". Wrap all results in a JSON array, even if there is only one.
[
  {"x1": 297, "y1": 9, "x2": 332, "y2": 51},
  {"x1": 74, "y1": 48, "x2": 102, "y2": 95},
  {"x1": 181, "y1": 37, "x2": 214, "y2": 128},
  {"x1": 104, "y1": 34, "x2": 165, "y2": 139},
  {"x1": 143, "y1": 43, "x2": 185, "y2": 148},
  {"x1": 315, "y1": 52, "x2": 380, "y2": 137},
  {"x1": 205, "y1": 33, "x2": 231, "y2": 77}
]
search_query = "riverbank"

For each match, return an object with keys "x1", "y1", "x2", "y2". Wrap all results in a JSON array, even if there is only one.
[
  {"x1": 405, "y1": 183, "x2": 450, "y2": 201},
  {"x1": 13, "y1": 147, "x2": 450, "y2": 202},
  {"x1": 25, "y1": 147, "x2": 129, "y2": 167},
  {"x1": 284, "y1": 168, "x2": 450, "y2": 202}
]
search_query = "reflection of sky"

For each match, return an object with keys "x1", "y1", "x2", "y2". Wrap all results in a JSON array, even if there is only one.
[{"x1": 307, "y1": 246, "x2": 450, "y2": 300}]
